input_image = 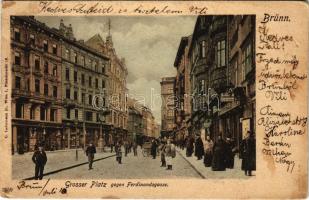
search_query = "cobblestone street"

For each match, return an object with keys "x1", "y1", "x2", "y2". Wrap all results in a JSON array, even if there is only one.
[{"x1": 13, "y1": 146, "x2": 254, "y2": 180}]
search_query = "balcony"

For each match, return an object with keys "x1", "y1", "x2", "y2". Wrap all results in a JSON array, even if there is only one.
[
  {"x1": 210, "y1": 66, "x2": 227, "y2": 93},
  {"x1": 12, "y1": 65, "x2": 30, "y2": 74},
  {"x1": 63, "y1": 99, "x2": 77, "y2": 108}
]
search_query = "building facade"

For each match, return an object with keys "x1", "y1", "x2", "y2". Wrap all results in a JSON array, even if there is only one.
[
  {"x1": 58, "y1": 20, "x2": 110, "y2": 151},
  {"x1": 86, "y1": 32, "x2": 129, "y2": 144},
  {"x1": 160, "y1": 77, "x2": 176, "y2": 137},
  {"x1": 173, "y1": 35, "x2": 192, "y2": 143},
  {"x1": 11, "y1": 16, "x2": 63, "y2": 153},
  {"x1": 185, "y1": 15, "x2": 255, "y2": 148}
]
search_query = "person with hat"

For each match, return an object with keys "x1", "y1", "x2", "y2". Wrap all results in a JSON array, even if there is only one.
[
  {"x1": 240, "y1": 131, "x2": 256, "y2": 176},
  {"x1": 86, "y1": 142, "x2": 96, "y2": 170},
  {"x1": 32, "y1": 144, "x2": 47, "y2": 180},
  {"x1": 194, "y1": 134, "x2": 204, "y2": 160}
]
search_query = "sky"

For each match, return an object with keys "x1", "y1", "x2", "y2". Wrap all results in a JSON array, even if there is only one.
[{"x1": 36, "y1": 16, "x2": 197, "y2": 123}]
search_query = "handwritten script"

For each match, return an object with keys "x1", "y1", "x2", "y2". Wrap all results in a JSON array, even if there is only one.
[{"x1": 259, "y1": 13, "x2": 307, "y2": 173}]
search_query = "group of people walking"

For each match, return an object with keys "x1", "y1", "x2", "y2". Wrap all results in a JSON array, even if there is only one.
[{"x1": 181, "y1": 131, "x2": 256, "y2": 176}]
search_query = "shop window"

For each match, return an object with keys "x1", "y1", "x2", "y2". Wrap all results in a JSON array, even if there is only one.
[
  {"x1": 15, "y1": 76, "x2": 21, "y2": 89},
  {"x1": 14, "y1": 52, "x2": 21, "y2": 65}
]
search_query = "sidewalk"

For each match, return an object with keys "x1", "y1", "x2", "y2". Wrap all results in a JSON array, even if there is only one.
[
  {"x1": 12, "y1": 148, "x2": 115, "y2": 180},
  {"x1": 177, "y1": 148, "x2": 254, "y2": 179}
]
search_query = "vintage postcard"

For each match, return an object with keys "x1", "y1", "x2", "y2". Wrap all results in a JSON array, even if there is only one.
[{"x1": 0, "y1": 1, "x2": 308, "y2": 199}]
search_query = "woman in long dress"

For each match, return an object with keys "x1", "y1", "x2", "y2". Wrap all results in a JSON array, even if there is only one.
[{"x1": 203, "y1": 136, "x2": 214, "y2": 167}]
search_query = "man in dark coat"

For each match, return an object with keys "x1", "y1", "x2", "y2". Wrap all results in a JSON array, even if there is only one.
[
  {"x1": 151, "y1": 139, "x2": 158, "y2": 159},
  {"x1": 240, "y1": 131, "x2": 256, "y2": 176},
  {"x1": 225, "y1": 137, "x2": 235, "y2": 169},
  {"x1": 194, "y1": 134, "x2": 204, "y2": 160},
  {"x1": 212, "y1": 135, "x2": 227, "y2": 171},
  {"x1": 186, "y1": 135, "x2": 194, "y2": 157},
  {"x1": 115, "y1": 141, "x2": 122, "y2": 164},
  {"x1": 32, "y1": 145, "x2": 47, "y2": 180},
  {"x1": 86, "y1": 142, "x2": 96, "y2": 170}
]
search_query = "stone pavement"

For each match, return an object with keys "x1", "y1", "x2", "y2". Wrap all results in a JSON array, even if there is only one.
[
  {"x1": 12, "y1": 148, "x2": 115, "y2": 180},
  {"x1": 176, "y1": 147, "x2": 255, "y2": 179}
]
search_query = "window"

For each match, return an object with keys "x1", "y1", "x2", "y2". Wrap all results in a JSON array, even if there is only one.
[
  {"x1": 102, "y1": 65, "x2": 105, "y2": 73},
  {"x1": 40, "y1": 106, "x2": 46, "y2": 121},
  {"x1": 50, "y1": 109, "x2": 56, "y2": 121},
  {"x1": 44, "y1": 61, "x2": 48, "y2": 74},
  {"x1": 14, "y1": 28, "x2": 20, "y2": 42},
  {"x1": 53, "y1": 64, "x2": 57, "y2": 76},
  {"x1": 74, "y1": 71, "x2": 77, "y2": 83},
  {"x1": 81, "y1": 74, "x2": 85, "y2": 85},
  {"x1": 89, "y1": 60, "x2": 93, "y2": 68},
  {"x1": 95, "y1": 78, "x2": 98, "y2": 88},
  {"x1": 81, "y1": 56, "x2": 85, "y2": 66},
  {"x1": 102, "y1": 80, "x2": 105, "y2": 88},
  {"x1": 52, "y1": 44, "x2": 57, "y2": 55},
  {"x1": 242, "y1": 42, "x2": 253, "y2": 78},
  {"x1": 53, "y1": 86, "x2": 57, "y2": 98},
  {"x1": 86, "y1": 111, "x2": 93, "y2": 121},
  {"x1": 43, "y1": 40, "x2": 48, "y2": 52},
  {"x1": 82, "y1": 93, "x2": 85, "y2": 103},
  {"x1": 66, "y1": 88, "x2": 70, "y2": 99},
  {"x1": 65, "y1": 49, "x2": 69, "y2": 59},
  {"x1": 74, "y1": 90, "x2": 78, "y2": 100},
  {"x1": 75, "y1": 109, "x2": 78, "y2": 119},
  {"x1": 66, "y1": 108, "x2": 70, "y2": 119},
  {"x1": 16, "y1": 102, "x2": 23, "y2": 118},
  {"x1": 44, "y1": 84, "x2": 48, "y2": 96},
  {"x1": 74, "y1": 52, "x2": 77, "y2": 63},
  {"x1": 35, "y1": 79, "x2": 40, "y2": 93},
  {"x1": 30, "y1": 106, "x2": 35, "y2": 120},
  {"x1": 30, "y1": 34, "x2": 35, "y2": 45},
  {"x1": 89, "y1": 76, "x2": 92, "y2": 87},
  {"x1": 88, "y1": 94, "x2": 92, "y2": 105},
  {"x1": 200, "y1": 40, "x2": 206, "y2": 58},
  {"x1": 35, "y1": 56, "x2": 40, "y2": 71},
  {"x1": 15, "y1": 76, "x2": 21, "y2": 89},
  {"x1": 26, "y1": 78, "x2": 30, "y2": 91},
  {"x1": 215, "y1": 40, "x2": 226, "y2": 68},
  {"x1": 14, "y1": 52, "x2": 21, "y2": 65},
  {"x1": 65, "y1": 68, "x2": 70, "y2": 81}
]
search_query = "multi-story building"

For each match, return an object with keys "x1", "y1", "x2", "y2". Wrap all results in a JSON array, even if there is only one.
[
  {"x1": 186, "y1": 15, "x2": 255, "y2": 148},
  {"x1": 58, "y1": 20, "x2": 110, "y2": 151},
  {"x1": 160, "y1": 77, "x2": 176, "y2": 138},
  {"x1": 127, "y1": 97, "x2": 144, "y2": 144},
  {"x1": 11, "y1": 16, "x2": 63, "y2": 153},
  {"x1": 173, "y1": 35, "x2": 192, "y2": 142},
  {"x1": 85, "y1": 31, "x2": 128, "y2": 144}
]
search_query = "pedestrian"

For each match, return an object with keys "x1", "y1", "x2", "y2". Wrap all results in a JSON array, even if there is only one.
[
  {"x1": 86, "y1": 142, "x2": 96, "y2": 170},
  {"x1": 32, "y1": 144, "x2": 47, "y2": 180},
  {"x1": 240, "y1": 131, "x2": 256, "y2": 176},
  {"x1": 212, "y1": 135, "x2": 227, "y2": 171},
  {"x1": 115, "y1": 141, "x2": 122, "y2": 164},
  {"x1": 160, "y1": 141, "x2": 166, "y2": 167},
  {"x1": 133, "y1": 141, "x2": 138, "y2": 156},
  {"x1": 165, "y1": 139, "x2": 176, "y2": 170},
  {"x1": 151, "y1": 139, "x2": 158, "y2": 159},
  {"x1": 186, "y1": 135, "x2": 194, "y2": 157},
  {"x1": 203, "y1": 135, "x2": 214, "y2": 167},
  {"x1": 124, "y1": 140, "x2": 128, "y2": 157},
  {"x1": 194, "y1": 134, "x2": 204, "y2": 160},
  {"x1": 225, "y1": 137, "x2": 235, "y2": 169}
]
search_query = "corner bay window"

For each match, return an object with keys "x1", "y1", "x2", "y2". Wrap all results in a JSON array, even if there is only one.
[{"x1": 215, "y1": 40, "x2": 226, "y2": 68}]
